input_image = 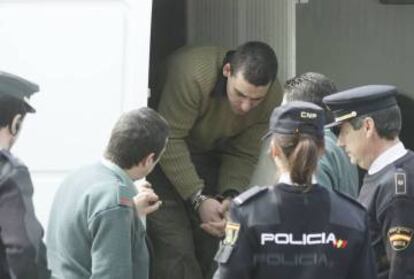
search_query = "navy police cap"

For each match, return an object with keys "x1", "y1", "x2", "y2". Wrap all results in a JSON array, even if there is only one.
[
  {"x1": 0, "y1": 71, "x2": 39, "y2": 113},
  {"x1": 264, "y1": 101, "x2": 325, "y2": 138},
  {"x1": 323, "y1": 85, "x2": 398, "y2": 128}
]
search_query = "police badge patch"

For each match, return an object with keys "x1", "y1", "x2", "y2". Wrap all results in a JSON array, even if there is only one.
[
  {"x1": 214, "y1": 222, "x2": 241, "y2": 264},
  {"x1": 223, "y1": 222, "x2": 240, "y2": 246},
  {"x1": 388, "y1": 227, "x2": 413, "y2": 251}
]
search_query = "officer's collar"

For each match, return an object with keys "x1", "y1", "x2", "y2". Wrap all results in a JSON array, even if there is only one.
[
  {"x1": 100, "y1": 157, "x2": 135, "y2": 187},
  {"x1": 368, "y1": 141, "x2": 407, "y2": 175},
  {"x1": 278, "y1": 172, "x2": 317, "y2": 186}
]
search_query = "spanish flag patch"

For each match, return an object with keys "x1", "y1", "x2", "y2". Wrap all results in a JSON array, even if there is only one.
[{"x1": 388, "y1": 227, "x2": 413, "y2": 251}]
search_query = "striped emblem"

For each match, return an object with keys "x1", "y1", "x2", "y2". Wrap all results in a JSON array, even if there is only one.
[{"x1": 388, "y1": 227, "x2": 413, "y2": 251}]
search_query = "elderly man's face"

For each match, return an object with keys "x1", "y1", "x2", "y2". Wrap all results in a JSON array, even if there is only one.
[{"x1": 337, "y1": 121, "x2": 371, "y2": 170}]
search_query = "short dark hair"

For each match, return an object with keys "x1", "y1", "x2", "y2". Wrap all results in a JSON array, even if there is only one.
[
  {"x1": 349, "y1": 105, "x2": 401, "y2": 140},
  {"x1": 105, "y1": 107, "x2": 169, "y2": 169},
  {"x1": 284, "y1": 72, "x2": 337, "y2": 108},
  {"x1": 0, "y1": 95, "x2": 29, "y2": 129},
  {"x1": 229, "y1": 41, "x2": 278, "y2": 86}
]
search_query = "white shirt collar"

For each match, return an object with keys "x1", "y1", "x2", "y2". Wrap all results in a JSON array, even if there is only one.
[
  {"x1": 278, "y1": 172, "x2": 317, "y2": 185},
  {"x1": 368, "y1": 142, "x2": 407, "y2": 175}
]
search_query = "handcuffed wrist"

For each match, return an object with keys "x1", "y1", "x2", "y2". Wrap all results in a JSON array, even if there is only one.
[{"x1": 189, "y1": 189, "x2": 209, "y2": 212}]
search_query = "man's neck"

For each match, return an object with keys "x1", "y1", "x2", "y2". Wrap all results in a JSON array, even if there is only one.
[
  {"x1": 0, "y1": 128, "x2": 12, "y2": 151},
  {"x1": 368, "y1": 137, "x2": 400, "y2": 169}
]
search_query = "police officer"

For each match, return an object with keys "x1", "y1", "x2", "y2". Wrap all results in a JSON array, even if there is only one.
[
  {"x1": 0, "y1": 71, "x2": 50, "y2": 278},
  {"x1": 323, "y1": 85, "x2": 414, "y2": 279},
  {"x1": 213, "y1": 101, "x2": 377, "y2": 279}
]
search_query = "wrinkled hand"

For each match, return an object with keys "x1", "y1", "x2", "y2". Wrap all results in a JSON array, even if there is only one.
[
  {"x1": 198, "y1": 198, "x2": 226, "y2": 237},
  {"x1": 133, "y1": 181, "x2": 162, "y2": 217}
]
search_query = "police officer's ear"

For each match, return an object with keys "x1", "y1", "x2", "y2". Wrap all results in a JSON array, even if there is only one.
[
  {"x1": 270, "y1": 138, "x2": 289, "y2": 171},
  {"x1": 10, "y1": 114, "x2": 24, "y2": 136},
  {"x1": 270, "y1": 139, "x2": 284, "y2": 160},
  {"x1": 222, "y1": 63, "x2": 232, "y2": 78},
  {"x1": 362, "y1": 117, "x2": 376, "y2": 139}
]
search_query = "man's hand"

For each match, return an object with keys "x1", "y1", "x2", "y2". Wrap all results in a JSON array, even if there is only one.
[
  {"x1": 198, "y1": 198, "x2": 226, "y2": 237},
  {"x1": 220, "y1": 198, "x2": 232, "y2": 218},
  {"x1": 133, "y1": 181, "x2": 162, "y2": 217}
]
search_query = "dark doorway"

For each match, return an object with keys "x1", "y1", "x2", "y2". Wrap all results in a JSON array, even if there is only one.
[{"x1": 148, "y1": 0, "x2": 187, "y2": 109}]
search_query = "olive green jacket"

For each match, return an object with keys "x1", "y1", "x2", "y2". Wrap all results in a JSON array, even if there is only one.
[{"x1": 156, "y1": 46, "x2": 282, "y2": 199}]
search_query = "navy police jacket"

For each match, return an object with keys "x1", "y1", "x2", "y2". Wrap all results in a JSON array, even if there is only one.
[
  {"x1": 0, "y1": 150, "x2": 49, "y2": 279},
  {"x1": 214, "y1": 183, "x2": 377, "y2": 279},
  {"x1": 359, "y1": 151, "x2": 414, "y2": 279}
]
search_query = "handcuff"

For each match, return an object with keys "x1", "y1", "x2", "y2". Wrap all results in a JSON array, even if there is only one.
[{"x1": 189, "y1": 189, "x2": 209, "y2": 212}]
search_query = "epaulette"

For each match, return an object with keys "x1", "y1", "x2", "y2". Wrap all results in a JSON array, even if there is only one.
[
  {"x1": 394, "y1": 168, "x2": 407, "y2": 196},
  {"x1": 333, "y1": 189, "x2": 366, "y2": 211},
  {"x1": 233, "y1": 185, "x2": 268, "y2": 206},
  {"x1": 117, "y1": 184, "x2": 135, "y2": 208}
]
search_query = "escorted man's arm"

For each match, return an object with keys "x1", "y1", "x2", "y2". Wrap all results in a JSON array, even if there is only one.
[{"x1": 88, "y1": 206, "x2": 147, "y2": 279}]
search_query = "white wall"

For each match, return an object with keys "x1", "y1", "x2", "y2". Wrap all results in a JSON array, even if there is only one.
[{"x1": 0, "y1": 0, "x2": 153, "y2": 230}]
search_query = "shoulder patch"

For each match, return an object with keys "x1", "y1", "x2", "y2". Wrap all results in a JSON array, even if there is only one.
[
  {"x1": 394, "y1": 169, "x2": 407, "y2": 195},
  {"x1": 117, "y1": 185, "x2": 134, "y2": 207},
  {"x1": 223, "y1": 222, "x2": 240, "y2": 246},
  {"x1": 388, "y1": 226, "x2": 413, "y2": 251},
  {"x1": 233, "y1": 185, "x2": 268, "y2": 206},
  {"x1": 214, "y1": 221, "x2": 241, "y2": 264}
]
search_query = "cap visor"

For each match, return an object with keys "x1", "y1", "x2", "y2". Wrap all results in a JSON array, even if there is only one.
[
  {"x1": 24, "y1": 101, "x2": 36, "y2": 113},
  {"x1": 324, "y1": 120, "x2": 343, "y2": 128}
]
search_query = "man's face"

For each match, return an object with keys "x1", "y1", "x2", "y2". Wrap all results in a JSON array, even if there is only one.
[
  {"x1": 337, "y1": 121, "x2": 371, "y2": 169},
  {"x1": 225, "y1": 71, "x2": 270, "y2": 115}
]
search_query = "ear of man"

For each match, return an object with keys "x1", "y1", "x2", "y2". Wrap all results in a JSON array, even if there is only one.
[
  {"x1": 364, "y1": 117, "x2": 376, "y2": 139},
  {"x1": 222, "y1": 63, "x2": 232, "y2": 78},
  {"x1": 10, "y1": 114, "x2": 23, "y2": 136},
  {"x1": 140, "y1": 152, "x2": 156, "y2": 168}
]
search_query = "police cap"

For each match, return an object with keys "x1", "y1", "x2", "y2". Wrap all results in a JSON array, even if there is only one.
[
  {"x1": 323, "y1": 85, "x2": 398, "y2": 128},
  {"x1": 0, "y1": 71, "x2": 39, "y2": 113},
  {"x1": 264, "y1": 101, "x2": 325, "y2": 138}
]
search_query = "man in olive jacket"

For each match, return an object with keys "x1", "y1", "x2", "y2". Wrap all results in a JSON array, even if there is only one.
[{"x1": 148, "y1": 41, "x2": 282, "y2": 279}]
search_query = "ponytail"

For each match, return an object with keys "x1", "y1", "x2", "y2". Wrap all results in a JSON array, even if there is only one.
[
  {"x1": 289, "y1": 136, "x2": 320, "y2": 185},
  {"x1": 273, "y1": 134, "x2": 324, "y2": 187}
]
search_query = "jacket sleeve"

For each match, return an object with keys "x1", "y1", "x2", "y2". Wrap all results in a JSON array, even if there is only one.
[
  {"x1": 347, "y1": 215, "x2": 378, "y2": 279},
  {"x1": 157, "y1": 57, "x2": 206, "y2": 200},
  {"x1": 213, "y1": 204, "x2": 255, "y2": 279},
  {"x1": 380, "y1": 196, "x2": 414, "y2": 279},
  {"x1": 88, "y1": 206, "x2": 147, "y2": 279},
  {"x1": 0, "y1": 175, "x2": 46, "y2": 279}
]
